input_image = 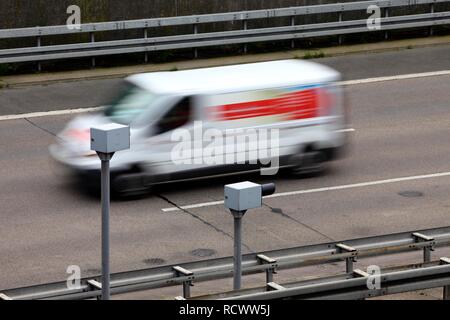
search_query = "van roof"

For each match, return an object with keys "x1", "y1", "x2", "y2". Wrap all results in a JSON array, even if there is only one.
[{"x1": 127, "y1": 59, "x2": 340, "y2": 95}]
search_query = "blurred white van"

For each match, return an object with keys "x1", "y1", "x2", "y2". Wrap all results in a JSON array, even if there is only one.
[{"x1": 50, "y1": 60, "x2": 349, "y2": 196}]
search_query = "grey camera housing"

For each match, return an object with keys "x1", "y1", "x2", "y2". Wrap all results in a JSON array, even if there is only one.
[
  {"x1": 90, "y1": 123, "x2": 130, "y2": 154},
  {"x1": 224, "y1": 181, "x2": 262, "y2": 211}
]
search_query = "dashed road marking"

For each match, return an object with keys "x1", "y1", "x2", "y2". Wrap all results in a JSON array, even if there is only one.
[
  {"x1": 161, "y1": 171, "x2": 450, "y2": 212},
  {"x1": 1, "y1": 70, "x2": 450, "y2": 121}
]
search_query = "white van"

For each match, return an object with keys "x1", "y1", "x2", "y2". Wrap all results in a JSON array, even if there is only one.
[{"x1": 50, "y1": 60, "x2": 349, "y2": 195}]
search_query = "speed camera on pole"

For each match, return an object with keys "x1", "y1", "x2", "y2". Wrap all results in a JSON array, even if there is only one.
[
  {"x1": 90, "y1": 123, "x2": 130, "y2": 300},
  {"x1": 224, "y1": 181, "x2": 276, "y2": 290}
]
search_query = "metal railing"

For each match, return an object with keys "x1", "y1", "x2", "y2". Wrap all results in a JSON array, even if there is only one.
[
  {"x1": 0, "y1": 0, "x2": 449, "y2": 65},
  {"x1": 197, "y1": 259, "x2": 450, "y2": 300},
  {"x1": 1, "y1": 226, "x2": 450, "y2": 300}
]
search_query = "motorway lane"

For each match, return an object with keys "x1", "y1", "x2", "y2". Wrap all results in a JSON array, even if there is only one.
[
  {"x1": 0, "y1": 78, "x2": 121, "y2": 116},
  {"x1": 0, "y1": 73, "x2": 450, "y2": 294},
  {"x1": 319, "y1": 43, "x2": 450, "y2": 80},
  {"x1": 0, "y1": 76, "x2": 450, "y2": 288},
  {"x1": 158, "y1": 74, "x2": 450, "y2": 206},
  {"x1": 2, "y1": 44, "x2": 450, "y2": 116}
]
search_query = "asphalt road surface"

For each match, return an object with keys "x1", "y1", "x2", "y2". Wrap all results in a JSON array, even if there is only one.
[
  {"x1": 1, "y1": 44, "x2": 450, "y2": 115},
  {"x1": 1, "y1": 45, "x2": 450, "y2": 299}
]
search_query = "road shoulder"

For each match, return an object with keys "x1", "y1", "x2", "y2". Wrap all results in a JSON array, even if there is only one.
[{"x1": 1, "y1": 35, "x2": 450, "y2": 88}]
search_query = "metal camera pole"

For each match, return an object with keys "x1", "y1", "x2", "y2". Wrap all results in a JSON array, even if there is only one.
[
  {"x1": 225, "y1": 181, "x2": 276, "y2": 291},
  {"x1": 91, "y1": 124, "x2": 130, "y2": 300},
  {"x1": 230, "y1": 209, "x2": 246, "y2": 290},
  {"x1": 97, "y1": 151, "x2": 114, "y2": 300}
]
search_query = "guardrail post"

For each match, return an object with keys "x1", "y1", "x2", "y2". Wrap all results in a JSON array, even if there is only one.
[
  {"x1": 257, "y1": 254, "x2": 277, "y2": 284},
  {"x1": 346, "y1": 257, "x2": 354, "y2": 273},
  {"x1": 144, "y1": 28, "x2": 149, "y2": 63},
  {"x1": 36, "y1": 36, "x2": 42, "y2": 72},
  {"x1": 424, "y1": 246, "x2": 432, "y2": 262},
  {"x1": 193, "y1": 24, "x2": 198, "y2": 59},
  {"x1": 173, "y1": 266, "x2": 194, "y2": 299},
  {"x1": 444, "y1": 286, "x2": 450, "y2": 300},
  {"x1": 430, "y1": 3, "x2": 435, "y2": 36},
  {"x1": 90, "y1": 32, "x2": 96, "y2": 68},
  {"x1": 291, "y1": 16, "x2": 295, "y2": 48},
  {"x1": 87, "y1": 279, "x2": 103, "y2": 300},
  {"x1": 412, "y1": 232, "x2": 435, "y2": 263},
  {"x1": 336, "y1": 243, "x2": 358, "y2": 273},
  {"x1": 266, "y1": 270, "x2": 273, "y2": 283},
  {"x1": 352, "y1": 269, "x2": 373, "y2": 300},
  {"x1": 183, "y1": 280, "x2": 192, "y2": 298},
  {"x1": 338, "y1": 12, "x2": 343, "y2": 45},
  {"x1": 440, "y1": 258, "x2": 450, "y2": 300},
  {"x1": 384, "y1": 8, "x2": 389, "y2": 40},
  {"x1": 243, "y1": 20, "x2": 248, "y2": 54}
]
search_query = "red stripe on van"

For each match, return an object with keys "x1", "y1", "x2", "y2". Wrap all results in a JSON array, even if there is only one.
[{"x1": 212, "y1": 89, "x2": 322, "y2": 121}]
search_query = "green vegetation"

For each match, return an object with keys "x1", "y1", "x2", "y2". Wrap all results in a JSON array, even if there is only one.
[
  {"x1": 302, "y1": 51, "x2": 326, "y2": 59},
  {"x1": 0, "y1": 63, "x2": 17, "y2": 76},
  {"x1": 153, "y1": 51, "x2": 176, "y2": 63}
]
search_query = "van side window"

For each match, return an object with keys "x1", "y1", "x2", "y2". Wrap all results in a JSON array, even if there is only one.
[{"x1": 155, "y1": 97, "x2": 192, "y2": 135}]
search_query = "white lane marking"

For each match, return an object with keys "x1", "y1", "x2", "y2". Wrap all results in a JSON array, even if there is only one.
[
  {"x1": 339, "y1": 70, "x2": 450, "y2": 86},
  {"x1": 0, "y1": 107, "x2": 103, "y2": 121},
  {"x1": 161, "y1": 171, "x2": 450, "y2": 212},
  {"x1": 336, "y1": 128, "x2": 355, "y2": 133},
  {"x1": 1, "y1": 70, "x2": 450, "y2": 121}
]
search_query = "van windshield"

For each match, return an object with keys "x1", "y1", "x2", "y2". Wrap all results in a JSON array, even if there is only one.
[{"x1": 104, "y1": 82, "x2": 159, "y2": 124}]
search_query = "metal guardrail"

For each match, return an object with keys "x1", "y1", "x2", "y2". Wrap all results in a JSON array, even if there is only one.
[
  {"x1": 0, "y1": 0, "x2": 449, "y2": 65},
  {"x1": 196, "y1": 260, "x2": 450, "y2": 300},
  {"x1": 1, "y1": 226, "x2": 450, "y2": 300}
]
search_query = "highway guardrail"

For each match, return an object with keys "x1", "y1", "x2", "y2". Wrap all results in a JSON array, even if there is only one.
[
  {"x1": 0, "y1": 0, "x2": 449, "y2": 66},
  {"x1": 1, "y1": 226, "x2": 450, "y2": 300}
]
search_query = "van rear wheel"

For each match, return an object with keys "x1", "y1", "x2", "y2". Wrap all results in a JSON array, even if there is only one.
[
  {"x1": 112, "y1": 172, "x2": 151, "y2": 199},
  {"x1": 288, "y1": 150, "x2": 326, "y2": 177}
]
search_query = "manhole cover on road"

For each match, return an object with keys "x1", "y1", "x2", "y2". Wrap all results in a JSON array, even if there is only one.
[
  {"x1": 398, "y1": 191, "x2": 424, "y2": 198},
  {"x1": 190, "y1": 248, "x2": 217, "y2": 258},
  {"x1": 143, "y1": 258, "x2": 166, "y2": 265}
]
